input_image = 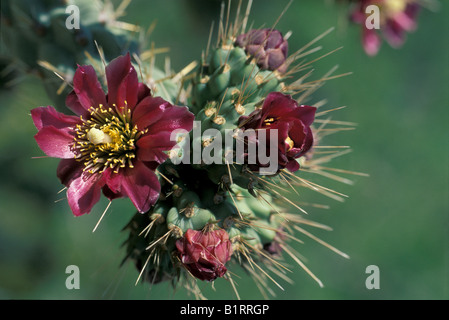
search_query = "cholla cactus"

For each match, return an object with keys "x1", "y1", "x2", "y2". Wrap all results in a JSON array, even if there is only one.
[
  {"x1": 16, "y1": 0, "x2": 363, "y2": 299},
  {"x1": 121, "y1": 2, "x2": 361, "y2": 298}
]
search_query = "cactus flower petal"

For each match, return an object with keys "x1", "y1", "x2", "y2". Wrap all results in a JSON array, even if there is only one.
[
  {"x1": 71, "y1": 64, "x2": 108, "y2": 116},
  {"x1": 362, "y1": 28, "x2": 382, "y2": 56},
  {"x1": 238, "y1": 92, "x2": 316, "y2": 173},
  {"x1": 33, "y1": 125, "x2": 77, "y2": 159},
  {"x1": 31, "y1": 106, "x2": 79, "y2": 131},
  {"x1": 105, "y1": 53, "x2": 139, "y2": 108},
  {"x1": 136, "y1": 131, "x2": 179, "y2": 164},
  {"x1": 66, "y1": 167, "x2": 107, "y2": 217},
  {"x1": 133, "y1": 97, "x2": 194, "y2": 133},
  {"x1": 104, "y1": 160, "x2": 161, "y2": 214}
]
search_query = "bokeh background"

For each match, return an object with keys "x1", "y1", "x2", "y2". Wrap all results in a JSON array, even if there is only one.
[{"x1": 0, "y1": 0, "x2": 447, "y2": 300}]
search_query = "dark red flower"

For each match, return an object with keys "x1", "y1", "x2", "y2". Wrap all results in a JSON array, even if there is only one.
[
  {"x1": 235, "y1": 28, "x2": 288, "y2": 73},
  {"x1": 31, "y1": 53, "x2": 194, "y2": 216},
  {"x1": 176, "y1": 228, "x2": 233, "y2": 281},
  {"x1": 350, "y1": 0, "x2": 421, "y2": 56},
  {"x1": 238, "y1": 92, "x2": 316, "y2": 173}
]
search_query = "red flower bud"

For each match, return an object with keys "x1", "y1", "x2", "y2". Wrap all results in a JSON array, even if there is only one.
[
  {"x1": 235, "y1": 28, "x2": 288, "y2": 73},
  {"x1": 176, "y1": 228, "x2": 233, "y2": 281}
]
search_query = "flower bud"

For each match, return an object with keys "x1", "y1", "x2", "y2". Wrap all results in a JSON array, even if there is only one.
[
  {"x1": 235, "y1": 28, "x2": 288, "y2": 73},
  {"x1": 176, "y1": 228, "x2": 233, "y2": 281}
]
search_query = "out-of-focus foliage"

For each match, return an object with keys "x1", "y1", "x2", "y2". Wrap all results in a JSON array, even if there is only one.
[{"x1": 0, "y1": 0, "x2": 447, "y2": 299}]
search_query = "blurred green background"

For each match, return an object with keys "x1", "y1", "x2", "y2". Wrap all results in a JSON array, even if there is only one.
[{"x1": 0, "y1": 0, "x2": 447, "y2": 300}]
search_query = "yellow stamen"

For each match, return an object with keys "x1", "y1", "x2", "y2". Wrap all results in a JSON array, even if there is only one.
[
  {"x1": 74, "y1": 106, "x2": 140, "y2": 174},
  {"x1": 285, "y1": 136, "x2": 294, "y2": 151},
  {"x1": 264, "y1": 117, "x2": 276, "y2": 126}
]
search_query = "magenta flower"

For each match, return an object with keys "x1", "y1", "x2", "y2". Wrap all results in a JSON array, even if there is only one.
[
  {"x1": 31, "y1": 53, "x2": 194, "y2": 216},
  {"x1": 176, "y1": 228, "x2": 233, "y2": 281},
  {"x1": 235, "y1": 28, "x2": 289, "y2": 73},
  {"x1": 238, "y1": 92, "x2": 316, "y2": 173},
  {"x1": 350, "y1": 0, "x2": 421, "y2": 56}
]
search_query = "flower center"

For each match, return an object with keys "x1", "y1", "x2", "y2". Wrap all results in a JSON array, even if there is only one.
[
  {"x1": 380, "y1": 0, "x2": 408, "y2": 17},
  {"x1": 73, "y1": 104, "x2": 144, "y2": 174}
]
